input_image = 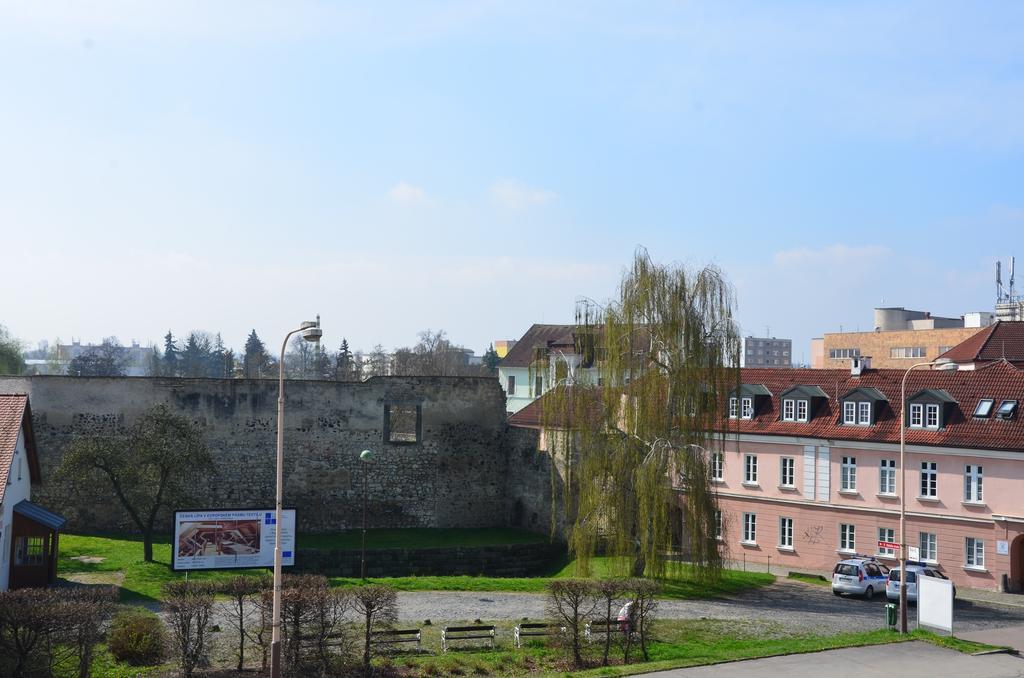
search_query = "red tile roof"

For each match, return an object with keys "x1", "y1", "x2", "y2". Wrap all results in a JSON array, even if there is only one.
[
  {"x1": 940, "y1": 321, "x2": 1024, "y2": 365},
  {"x1": 0, "y1": 394, "x2": 39, "y2": 506},
  {"x1": 499, "y1": 324, "x2": 575, "y2": 368},
  {"x1": 510, "y1": 362, "x2": 1024, "y2": 452}
]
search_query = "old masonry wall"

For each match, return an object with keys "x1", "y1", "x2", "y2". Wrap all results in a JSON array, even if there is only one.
[{"x1": 0, "y1": 375, "x2": 552, "y2": 535}]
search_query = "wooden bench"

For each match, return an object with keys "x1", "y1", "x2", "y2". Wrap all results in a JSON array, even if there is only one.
[
  {"x1": 513, "y1": 622, "x2": 562, "y2": 648},
  {"x1": 441, "y1": 624, "x2": 495, "y2": 652},
  {"x1": 370, "y1": 628, "x2": 422, "y2": 652},
  {"x1": 584, "y1": 619, "x2": 628, "y2": 642}
]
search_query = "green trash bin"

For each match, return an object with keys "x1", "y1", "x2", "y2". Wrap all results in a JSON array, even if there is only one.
[{"x1": 885, "y1": 603, "x2": 897, "y2": 629}]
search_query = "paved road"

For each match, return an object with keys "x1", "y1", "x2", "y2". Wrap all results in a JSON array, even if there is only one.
[
  {"x1": 643, "y1": 641, "x2": 1024, "y2": 678},
  {"x1": 395, "y1": 580, "x2": 1024, "y2": 634},
  {"x1": 959, "y1": 626, "x2": 1024, "y2": 653}
]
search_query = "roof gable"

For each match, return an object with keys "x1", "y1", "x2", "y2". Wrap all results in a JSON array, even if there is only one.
[
  {"x1": 730, "y1": 384, "x2": 772, "y2": 398},
  {"x1": 780, "y1": 385, "x2": 828, "y2": 400},
  {"x1": 940, "y1": 321, "x2": 1024, "y2": 364},
  {"x1": 0, "y1": 394, "x2": 41, "y2": 507},
  {"x1": 840, "y1": 387, "x2": 889, "y2": 402},
  {"x1": 908, "y1": 388, "x2": 957, "y2": 404}
]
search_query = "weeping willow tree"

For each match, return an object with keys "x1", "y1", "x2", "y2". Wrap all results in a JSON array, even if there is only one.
[{"x1": 536, "y1": 249, "x2": 741, "y2": 580}]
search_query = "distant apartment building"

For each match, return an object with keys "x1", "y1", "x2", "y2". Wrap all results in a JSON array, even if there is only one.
[
  {"x1": 744, "y1": 337, "x2": 792, "y2": 368},
  {"x1": 24, "y1": 340, "x2": 155, "y2": 377},
  {"x1": 811, "y1": 307, "x2": 994, "y2": 369}
]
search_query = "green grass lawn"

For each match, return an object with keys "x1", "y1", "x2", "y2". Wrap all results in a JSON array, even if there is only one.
[
  {"x1": 59, "y1": 532, "x2": 773, "y2": 602},
  {"x1": 786, "y1": 571, "x2": 830, "y2": 587},
  {"x1": 298, "y1": 527, "x2": 548, "y2": 550}
]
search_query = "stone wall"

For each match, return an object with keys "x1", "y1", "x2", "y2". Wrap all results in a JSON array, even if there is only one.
[
  {"x1": 297, "y1": 542, "x2": 564, "y2": 577},
  {"x1": 0, "y1": 375, "x2": 525, "y2": 535}
]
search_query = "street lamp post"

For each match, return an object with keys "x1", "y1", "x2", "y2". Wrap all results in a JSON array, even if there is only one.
[
  {"x1": 899, "y1": 358, "x2": 956, "y2": 634},
  {"x1": 270, "y1": 318, "x2": 323, "y2": 678},
  {"x1": 359, "y1": 449, "x2": 374, "y2": 579}
]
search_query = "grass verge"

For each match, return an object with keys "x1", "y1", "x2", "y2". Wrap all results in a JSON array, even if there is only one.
[
  {"x1": 59, "y1": 533, "x2": 774, "y2": 602},
  {"x1": 787, "y1": 571, "x2": 830, "y2": 587}
]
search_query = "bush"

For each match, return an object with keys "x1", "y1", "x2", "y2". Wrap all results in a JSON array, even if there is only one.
[
  {"x1": 162, "y1": 581, "x2": 216, "y2": 677},
  {"x1": 107, "y1": 607, "x2": 168, "y2": 666}
]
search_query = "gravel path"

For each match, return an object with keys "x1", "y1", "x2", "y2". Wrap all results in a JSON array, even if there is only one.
[{"x1": 394, "y1": 580, "x2": 1024, "y2": 635}]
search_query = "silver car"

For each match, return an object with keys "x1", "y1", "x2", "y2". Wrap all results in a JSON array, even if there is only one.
[
  {"x1": 886, "y1": 564, "x2": 956, "y2": 602},
  {"x1": 831, "y1": 557, "x2": 889, "y2": 599}
]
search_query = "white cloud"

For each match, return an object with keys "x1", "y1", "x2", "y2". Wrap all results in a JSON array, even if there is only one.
[
  {"x1": 388, "y1": 181, "x2": 427, "y2": 204},
  {"x1": 772, "y1": 243, "x2": 891, "y2": 268},
  {"x1": 489, "y1": 179, "x2": 556, "y2": 209}
]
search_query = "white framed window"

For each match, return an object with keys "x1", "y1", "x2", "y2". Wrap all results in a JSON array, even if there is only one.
[
  {"x1": 782, "y1": 399, "x2": 795, "y2": 421},
  {"x1": 857, "y1": 401, "x2": 871, "y2": 425},
  {"x1": 879, "y1": 459, "x2": 896, "y2": 495},
  {"x1": 744, "y1": 454, "x2": 758, "y2": 484},
  {"x1": 925, "y1": 403, "x2": 940, "y2": 429},
  {"x1": 964, "y1": 464, "x2": 983, "y2": 502},
  {"x1": 714, "y1": 510, "x2": 723, "y2": 540},
  {"x1": 877, "y1": 527, "x2": 895, "y2": 558},
  {"x1": 711, "y1": 452, "x2": 724, "y2": 482},
  {"x1": 843, "y1": 401, "x2": 856, "y2": 425},
  {"x1": 780, "y1": 457, "x2": 795, "y2": 487},
  {"x1": 740, "y1": 397, "x2": 753, "y2": 419},
  {"x1": 966, "y1": 537, "x2": 985, "y2": 568},
  {"x1": 796, "y1": 399, "x2": 808, "y2": 422},
  {"x1": 840, "y1": 457, "x2": 857, "y2": 492},
  {"x1": 779, "y1": 517, "x2": 793, "y2": 548},
  {"x1": 839, "y1": 523, "x2": 856, "y2": 552},
  {"x1": 920, "y1": 532, "x2": 937, "y2": 563},
  {"x1": 506, "y1": 375, "x2": 516, "y2": 395},
  {"x1": 909, "y1": 403, "x2": 923, "y2": 428},
  {"x1": 742, "y1": 513, "x2": 756, "y2": 544},
  {"x1": 728, "y1": 397, "x2": 738, "y2": 418},
  {"x1": 920, "y1": 461, "x2": 937, "y2": 498}
]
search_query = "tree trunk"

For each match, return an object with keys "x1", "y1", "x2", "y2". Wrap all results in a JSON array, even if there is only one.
[
  {"x1": 143, "y1": 532, "x2": 154, "y2": 562},
  {"x1": 363, "y1": 608, "x2": 372, "y2": 675},
  {"x1": 631, "y1": 552, "x2": 646, "y2": 577}
]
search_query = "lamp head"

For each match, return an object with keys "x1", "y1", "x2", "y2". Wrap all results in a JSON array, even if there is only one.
[
  {"x1": 301, "y1": 316, "x2": 322, "y2": 343},
  {"x1": 359, "y1": 449, "x2": 374, "y2": 463}
]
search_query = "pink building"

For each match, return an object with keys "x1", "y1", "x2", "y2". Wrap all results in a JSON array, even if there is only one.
[{"x1": 512, "y1": 361, "x2": 1024, "y2": 592}]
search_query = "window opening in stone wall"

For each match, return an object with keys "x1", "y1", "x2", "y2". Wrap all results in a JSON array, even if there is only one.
[{"x1": 384, "y1": 404, "x2": 421, "y2": 444}]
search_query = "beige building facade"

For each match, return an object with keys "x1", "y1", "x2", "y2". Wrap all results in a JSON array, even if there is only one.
[{"x1": 813, "y1": 327, "x2": 984, "y2": 369}]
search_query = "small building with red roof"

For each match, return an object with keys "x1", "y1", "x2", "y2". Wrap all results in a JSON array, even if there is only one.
[{"x1": 0, "y1": 394, "x2": 66, "y2": 591}]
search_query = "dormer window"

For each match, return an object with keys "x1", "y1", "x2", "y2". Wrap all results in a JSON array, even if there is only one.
[
  {"x1": 728, "y1": 384, "x2": 771, "y2": 420},
  {"x1": 782, "y1": 398, "x2": 810, "y2": 422},
  {"x1": 974, "y1": 399, "x2": 995, "y2": 418},
  {"x1": 779, "y1": 385, "x2": 825, "y2": 424},
  {"x1": 840, "y1": 387, "x2": 887, "y2": 427},
  {"x1": 996, "y1": 400, "x2": 1018, "y2": 420},
  {"x1": 857, "y1": 401, "x2": 871, "y2": 425},
  {"x1": 906, "y1": 389, "x2": 956, "y2": 430}
]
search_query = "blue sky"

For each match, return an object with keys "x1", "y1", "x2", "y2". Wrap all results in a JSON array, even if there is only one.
[{"x1": 2, "y1": 2, "x2": 1022, "y2": 362}]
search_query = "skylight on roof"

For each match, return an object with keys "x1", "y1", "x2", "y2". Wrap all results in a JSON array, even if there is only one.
[
  {"x1": 974, "y1": 399, "x2": 995, "y2": 418},
  {"x1": 996, "y1": 400, "x2": 1018, "y2": 420}
]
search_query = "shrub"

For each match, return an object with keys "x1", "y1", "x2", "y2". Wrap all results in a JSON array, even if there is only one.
[
  {"x1": 546, "y1": 579, "x2": 598, "y2": 668},
  {"x1": 107, "y1": 607, "x2": 168, "y2": 666},
  {"x1": 162, "y1": 581, "x2": 216, "y2": 677},
  {"x1": 351, "y1": 584, "x2": 399, "y2": 675}
]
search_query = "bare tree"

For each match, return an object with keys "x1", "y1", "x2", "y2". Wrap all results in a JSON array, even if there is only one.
[
  {"x1": 351, "y1": 584, "x2": 398, "y2": 675},
  {"x1": 546, "y1": 579, "x2": 598, "y2": 668},
  {"x1": 162, "y1": 581, "x2": 216, "y2": 678},
  {"x1": 631, "y1": 578, "x2": 660, "y2": 661},
  {"x1": 220, "y1": 575, "x2": 267, "y2": 672},
  {"x1": 594, "y1": 579, "x2": 629, "y2": 666}
]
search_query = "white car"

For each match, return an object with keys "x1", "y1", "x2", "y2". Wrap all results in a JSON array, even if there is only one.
[
  {"x1": 831, "y1": 557, "x2": 890, "y2": 599},
  {"x1": 886, "y1": 564, "x2": 956, "y2": 603}
]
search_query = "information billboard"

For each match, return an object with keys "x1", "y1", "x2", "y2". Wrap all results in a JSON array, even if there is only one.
[{"x1": 172, "y1": 509, "x2": 296, "y2": 571}]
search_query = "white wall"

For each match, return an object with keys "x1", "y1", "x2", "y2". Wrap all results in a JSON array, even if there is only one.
[{"x1": 0, "y1": 431, "x2": 31, "y2": 591}]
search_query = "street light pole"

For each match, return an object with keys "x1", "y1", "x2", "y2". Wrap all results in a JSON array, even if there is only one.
[
  {"x1": 270, "y1": 318, "x2": 322, "y2": 678},
  {"x1": 359, "y1": 449, "x2": 374, "y2": 579},
  {"x1": 899, "y1": 358, "x2": 956, "y2": 634}
]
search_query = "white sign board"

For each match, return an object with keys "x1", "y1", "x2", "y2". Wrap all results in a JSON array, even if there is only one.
[
  {"x1": 908, "y1": 546, "x2": 920, "y2": 561},
  {"x1": 997, "y1": 540, "x2": 1009, "y2": 556},
  {"x1": 917, "y1": 574, "x2": 954, "y2": 634},
  {"x1": 172, "y1": 509, "x2": 296, "y2": 571}
]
